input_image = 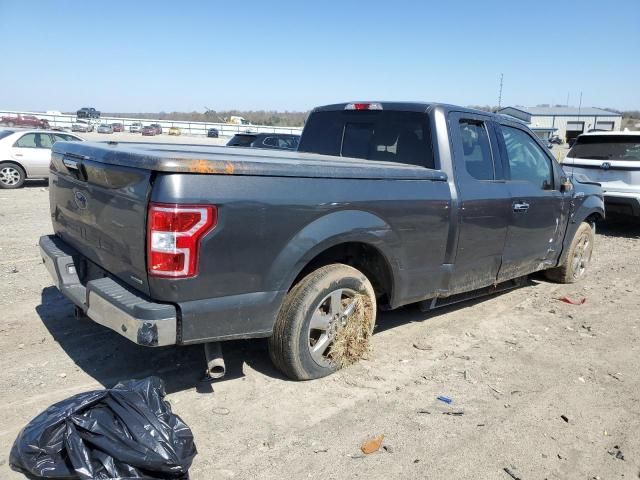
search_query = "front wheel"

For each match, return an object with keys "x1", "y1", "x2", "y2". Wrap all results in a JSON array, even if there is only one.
[
  {"x1": 545, "y1": 221, "x2": 594, "y2": 283},
  {"x1": 269, "y1": 264, "x2": 377, "y2": 380},
  {"x1": 0, "y1": 162, "x2": 26, "y2": 189}
]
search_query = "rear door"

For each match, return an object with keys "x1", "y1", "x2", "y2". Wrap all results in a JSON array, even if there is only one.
[
  {"x1": 446, "y1": 112, "x2": 511, "y2": 294},
  {"x1": 496, "y1": 123, "x2": 568, "y2": 281},
  {"x1": 10, "y1": 132, "x2": 53, "y2": 176}
]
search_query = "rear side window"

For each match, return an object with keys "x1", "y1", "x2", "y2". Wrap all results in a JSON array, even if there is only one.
[
  {"x1": 458, "y1": 119, "x2": 494, "y2": 180},
  {"x1": 299, "y1": 110, "x2": 434, "y2": 168},
  {"x1": 14, "y1": 133, "x2": 53, "y2": 149},
  {"x1": 568, "y1": 135, "x2": 640, "y2": 161}
]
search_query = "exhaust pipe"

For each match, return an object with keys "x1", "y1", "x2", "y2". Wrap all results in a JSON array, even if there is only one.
[{"x1": 204, "y1": 342, "x2": 226, "y2": 379}]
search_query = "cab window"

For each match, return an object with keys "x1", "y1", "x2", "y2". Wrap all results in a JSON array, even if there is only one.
[{"x1": 501, "y1": 126, "x2": 554, "y2": 190}]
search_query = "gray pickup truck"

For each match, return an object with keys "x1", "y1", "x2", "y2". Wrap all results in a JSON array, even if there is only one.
[{"x1": 40, "y1": 102, "x2": 604, "y2": 380}]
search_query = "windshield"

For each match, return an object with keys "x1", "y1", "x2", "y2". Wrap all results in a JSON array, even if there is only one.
[
  {"x1": 568, "y1": 135, "x2": 640, "y2": 161},
  {"x1": 298, "y1": 110, "x2": 434, "y2": 168},
  {"x1": 227, "y1": 134, "x2": 257, "y2": 146},
  {"x1": 0, "y1": 130, "x2": 14, "y2": 140}
]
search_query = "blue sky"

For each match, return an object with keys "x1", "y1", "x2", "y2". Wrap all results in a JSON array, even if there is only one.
[{"x1": 1, "y1": 0, "x2": 638, "y2": 112}]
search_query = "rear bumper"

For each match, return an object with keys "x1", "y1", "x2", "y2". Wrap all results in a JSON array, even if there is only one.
[
  {"x1": 604, "y1": 193, "x2": 640, "y2": 217},
  {"x1": 39, "y1": 235, "x2": 177, "y2": 347},
  {"x1": 40, "y1": 234, "x2": 283, "y2": 345}
]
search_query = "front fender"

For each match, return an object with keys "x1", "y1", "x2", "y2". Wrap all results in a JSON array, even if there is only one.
[
  {"x1": 266, "y1": 209, "x2": 402, "y2": 294},
  {"x1": 558, "y1": 190, "x2": 604, "y2": 266}
]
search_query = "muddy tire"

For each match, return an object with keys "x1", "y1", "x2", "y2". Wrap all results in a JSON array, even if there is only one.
[
  {"x1": 0, "y1": 162, "x2": 26, "y2": 189},
  {"x1": 545, "y1": 222, "x2": 594, "y2": 283},
  {"x1": 269, "y1": 264, "x2": 376, "y2": 380}
]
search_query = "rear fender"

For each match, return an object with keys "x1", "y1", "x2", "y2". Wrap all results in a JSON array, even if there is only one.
[{"x1": 266, "y1": 209, "x2": 401, "y2": 299}]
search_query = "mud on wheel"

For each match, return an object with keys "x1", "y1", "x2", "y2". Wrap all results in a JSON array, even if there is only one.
[
  {"x1": 545, "y1": 221, "x2": 595, "y2": 283},
  {"x1": 268, "y1": 263, "x2": 377, "y2": 380}
]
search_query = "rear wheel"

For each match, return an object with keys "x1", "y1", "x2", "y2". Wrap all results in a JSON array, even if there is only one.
[
  {"x1": 0, "y1": 162, "x2": 26, "y2": 189},
  {"x1": 545, "y1": 221, "x2": 594, "y2": 283},
  {"x1": 7, "y1": 121, "x2": 15, "y2": 127},
  {"x1": 269, "y1": 264, "x2": 376, "y2": 380}
]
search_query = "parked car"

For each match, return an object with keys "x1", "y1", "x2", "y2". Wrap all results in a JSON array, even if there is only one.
[
  {"x1": 168, "y1": 126, "x2": 181, "y2": 136},
  {"x1": 130, "y1": 122, "x2": 143, "y2": 133},
  {"x1": 71, "y1": 120, "x2": 94, "y2": 133},
  {"x1": 0, "y1": 129, "x2": 83, "y2": 188},
  {"x1": 150, "y1": 123, "x2": 163, "y2": 135},
  {"x1": 226, "y1": 133, "x2": 300, "y2": 150},
  {"x1": 563, "y1": 131, "x2": 640, "y2": 217},
  {"x1": 141, "y1": 126, "x2": 156, "y2": 136},
  {"x1": 549, "y1": 134, "x2": 563, "y2": 145},
  {"x1": 111, "y1": 123, "x2": 124, "y2": 132},
  {"x1": 76, "y1": 107, "x2": 100, "y2": 119},
  {"x1": 0, "y1": 114, "x2": 49, "y2": 129},
  {"x1": 207, "y1": 128, "x2": 219, "y2": 138},
  {"x1": 97, "y1": 124, "x2": 114, "y2": 134},
  {"x1": 40, "y1": 102, "x2": 603, "y2": 381}
]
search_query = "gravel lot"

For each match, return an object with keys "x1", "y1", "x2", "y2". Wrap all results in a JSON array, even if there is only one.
[{"x1": 0, "y1": 156, "x2": 639, "y2": 479}]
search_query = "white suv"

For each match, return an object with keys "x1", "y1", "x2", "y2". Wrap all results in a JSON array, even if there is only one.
[
  {"x1": 0, "y1": 129, "x2": 83, "y2": 188},
  {"x1": 563, "y1": 131, "x2": 640, "y2": 217}
]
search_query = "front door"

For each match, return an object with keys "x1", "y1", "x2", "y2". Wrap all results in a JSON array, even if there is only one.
[
  {"x1": 9, "y1": 132, "x2": 53, "y2": 177},
  {"x1": 447, "y1": 112, "x2": 511, "y2": 294},
  {"x1": 496, "y1": 124, "x2": 568, "y2": 281}
]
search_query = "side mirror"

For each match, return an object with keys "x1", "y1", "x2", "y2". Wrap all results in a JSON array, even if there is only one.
[{"x1": 560, "y1": 177, "x2": 573, "y2": 193}]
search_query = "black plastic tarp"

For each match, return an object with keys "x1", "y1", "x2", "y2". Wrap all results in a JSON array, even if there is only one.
[{"x1": 10, "y1": 376, "x2": 197, "y2": 479}]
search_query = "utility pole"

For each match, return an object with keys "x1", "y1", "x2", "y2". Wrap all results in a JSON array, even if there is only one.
[
  {"x1": 497, "y1": 73, "x2": 504, "y2": 110},
  {"x1": 566, "y1": 92, "x2": 570, "y2": 107}
]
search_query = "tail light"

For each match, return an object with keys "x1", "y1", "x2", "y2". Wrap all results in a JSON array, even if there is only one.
[{"x1": 147, "y1": 203, "x2": 217, "y2": 278}]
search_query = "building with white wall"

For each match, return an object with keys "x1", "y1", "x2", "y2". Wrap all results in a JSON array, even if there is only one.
[{"x1": 498, "y1": 106, "x2": 622, "y2": 143}]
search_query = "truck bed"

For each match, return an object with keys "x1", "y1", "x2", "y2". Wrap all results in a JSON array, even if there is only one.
[{"x1": 52, "y1": 141, "x2": 447, "y2": 181}]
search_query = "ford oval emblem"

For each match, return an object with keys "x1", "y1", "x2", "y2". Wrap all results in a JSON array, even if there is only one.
[
  {"x1": 74, "y1": 191, "x2": 88, "y2": 210},
  {"x1": 601, "y1": 162, "x2": 611, "y2": 170}
]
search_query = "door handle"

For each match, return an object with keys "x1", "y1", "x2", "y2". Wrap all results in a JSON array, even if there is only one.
[
  {"x1": 513, "y1": 202, "x2": 530, "y2": 213},
  {"x1": 14, "y1": 153, "x2": 23, "y2": 157}
]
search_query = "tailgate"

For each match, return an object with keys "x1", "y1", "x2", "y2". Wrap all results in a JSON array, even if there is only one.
[{"x1": 49, "y1": 144, "x2": 152, "y2": 294}]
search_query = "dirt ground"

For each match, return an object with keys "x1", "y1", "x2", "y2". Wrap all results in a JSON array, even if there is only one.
[{"x1": 1, "y1": 180, "x2": 639, "y2": 479}]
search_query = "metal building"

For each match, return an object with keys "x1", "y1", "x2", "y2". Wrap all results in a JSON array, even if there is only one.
[{"x1": 498, "y1": 106, "x2": 622, "y2": 143}]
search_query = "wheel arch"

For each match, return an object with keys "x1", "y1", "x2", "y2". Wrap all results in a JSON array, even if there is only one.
[
  {"x1": 267, "y1": 210, "x2": 402, "y2": 308},
  {"x1": 0, "y1": 159, "x2": 28, "y2": 178}
]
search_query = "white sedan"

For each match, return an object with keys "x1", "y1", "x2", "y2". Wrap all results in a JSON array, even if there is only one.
[{"x1": 0, "y1": 129, "x2": 84, "y2": 189}]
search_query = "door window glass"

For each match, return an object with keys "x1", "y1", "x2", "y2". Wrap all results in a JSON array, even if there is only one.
[
  {"x1": 262, "y1": 137, "x2": 278, "y2": 147},
  {"x1": 501, "y1": 126, "x2": 553, "y2": 189},
  {"x1": 51, "y1": 134, "x2": 82, "y2": 143},
  {"x1": 458, "y1": 119, "x2": 494, "y2": 180},
  {"x1": 14, "y1": 133, "x2": 53, "y2": 149}
]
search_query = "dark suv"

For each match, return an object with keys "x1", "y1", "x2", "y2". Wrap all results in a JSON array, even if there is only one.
[
  {"x1": 226, "y1": 133, "x2": 300, "y2": 150},
  {"x1": 76, "y1": 107, "x2": 100, "y2": 119}
]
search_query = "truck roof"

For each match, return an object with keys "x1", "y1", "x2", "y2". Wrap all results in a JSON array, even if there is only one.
[{"x1": 312, "y1": 101, "x2": 497, "y2": 118}]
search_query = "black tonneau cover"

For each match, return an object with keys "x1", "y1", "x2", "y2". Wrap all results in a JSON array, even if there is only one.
[{"x1": 51, "y1": 141, "x2": 447, "y2": 181}]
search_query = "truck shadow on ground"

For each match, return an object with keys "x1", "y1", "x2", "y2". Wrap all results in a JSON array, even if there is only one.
[
  {"x1": 36, "y1": 286, "x2": 287, "y2": 394},
  {"x1": 596, "y1": 216, "x2": 640, "y2": 239},
  {"x1": 36, "y1": 279, "x2": 541, "y2": 392}
]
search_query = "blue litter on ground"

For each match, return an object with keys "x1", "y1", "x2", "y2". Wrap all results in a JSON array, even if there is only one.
[{"x1": 437, "y1": 396, "x2": 452, "y2": 404}]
